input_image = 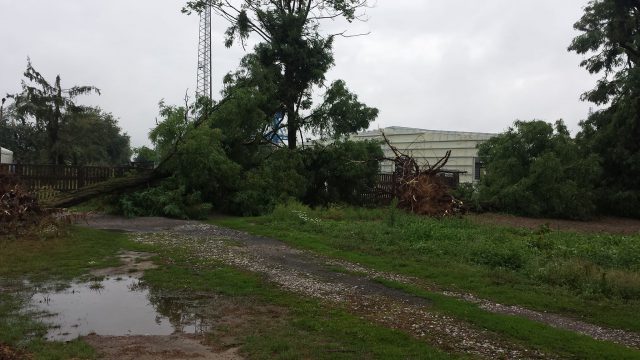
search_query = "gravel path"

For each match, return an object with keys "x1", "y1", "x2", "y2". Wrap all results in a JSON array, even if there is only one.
[{"x1": 85, "y1": 215, "x2": 640, "y2": 356}]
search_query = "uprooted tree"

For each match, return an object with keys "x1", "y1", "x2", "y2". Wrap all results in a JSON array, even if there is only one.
[
  {"x1": 0, "y1": 172, "x2": 51, "y2": 235},
  {"x1": 381, "y1": 133, "x2": 464, "y2": 217}
]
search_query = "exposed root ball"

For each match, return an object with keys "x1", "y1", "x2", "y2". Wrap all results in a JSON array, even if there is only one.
[
  {"x1": 382, "y1": 132, "x2": 465, "y2": 217},
  {"x1": 0, "y1": 173, "x2": 43, "y2": 234}
]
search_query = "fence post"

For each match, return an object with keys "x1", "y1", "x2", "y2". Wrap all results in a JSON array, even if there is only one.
[{"x1": 78, "y1": 166, "x2": 85, "y2": 189}]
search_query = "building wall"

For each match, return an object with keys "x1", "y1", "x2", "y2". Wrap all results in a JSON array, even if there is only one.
[
  {"x1": 0, "y1": 147, "x2": 14, "y2": 164},
  {"x1": 352, "y1": 127, "x2": 495, "y2": 184}
]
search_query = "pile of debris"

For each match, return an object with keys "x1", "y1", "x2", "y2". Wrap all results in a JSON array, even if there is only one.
[
  {"x1": 382, "y1": 133, "x2": 465, "y2": 217},
  {"x1": 0, "y1": 343, "x2": 32, "y2": 360},
  {"x1": 0, "y1": 173, "x2": 45, "y2": 235}
]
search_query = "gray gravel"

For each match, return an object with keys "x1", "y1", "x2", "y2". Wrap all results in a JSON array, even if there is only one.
[
  {"x1": 84, "y1": 216, "x2": 640, "y2": 357},
  {"x1": 129, "y1": 223, "x2": 547, "y2": 359}
]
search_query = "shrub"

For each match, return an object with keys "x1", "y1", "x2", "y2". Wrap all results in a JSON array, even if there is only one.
[
  {"x1": 118, "y1": 180, "x2": 212, "y2": 220},
  {"x1": 478, "y1": 120, "x2": 600, "y2": 220},
  {"x1": 230, "y1": 149, "x2": 308, "y2": 216},
  {"x1": 301, "y1": 140, "x2": 383, "y2": 206}
]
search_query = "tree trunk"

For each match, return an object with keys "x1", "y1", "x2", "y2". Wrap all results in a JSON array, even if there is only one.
[
  {"x1": 41, "y1": 171, "x2": 160, "y2": 208},
  {"x1": 287, "y1": 105, "x2": 297, "y2": 149}
]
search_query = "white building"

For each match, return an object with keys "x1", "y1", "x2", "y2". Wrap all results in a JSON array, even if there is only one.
[
  {"x1": 352, "y1": 127, "x2": 495, "y2": 184},
  {"x1": 0, "y1": 147, "x2": 13, "y2": 164}
]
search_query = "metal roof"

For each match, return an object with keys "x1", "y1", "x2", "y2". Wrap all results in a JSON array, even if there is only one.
[{"x1": 354, "y1": 126, "x2": 496, "y2": 138}]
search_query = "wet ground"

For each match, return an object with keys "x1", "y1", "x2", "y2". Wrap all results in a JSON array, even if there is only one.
[
  {"x1": 19, "y1": 214, "x2": 638, "y2": 359},
  {"x1": 22, "y1": 248, "x2": 245, "y2": 359},
  {"x1": 89, "y1": 217, "x2": 547, "y2": 358},
  {"x1": 30, "y1": 277, "x2": 211, "y2": 341}
]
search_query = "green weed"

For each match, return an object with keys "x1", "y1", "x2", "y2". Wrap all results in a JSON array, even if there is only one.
[{"x1": 212, "y1": 203, "x2": 640, "y2": 331}]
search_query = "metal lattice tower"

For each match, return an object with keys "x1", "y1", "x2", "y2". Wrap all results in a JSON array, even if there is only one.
[{"x1": 196, "y1": 5, "x2": 212, "y2": 100}]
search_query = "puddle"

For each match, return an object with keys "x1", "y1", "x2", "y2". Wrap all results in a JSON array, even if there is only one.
[{"x1": 30, "y1": 277, "x2": 213, "y2": 341}]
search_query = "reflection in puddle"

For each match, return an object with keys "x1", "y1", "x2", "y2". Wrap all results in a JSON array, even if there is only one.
[{"x1": 30, "y1": 277, "x2": 213, "y2": 341}]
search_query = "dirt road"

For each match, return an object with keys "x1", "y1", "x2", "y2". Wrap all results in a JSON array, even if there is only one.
[{"x1": 84, "y1": 215, "x2": 640, "y2": 358}]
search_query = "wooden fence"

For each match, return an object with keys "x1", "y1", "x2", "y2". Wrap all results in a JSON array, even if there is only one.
[
  {"x1": 360, "y1": 171, "x2": 462, "y2": 206},
  {"x1": 0, "y1": 164, "x2": 143, "y2": 200}
]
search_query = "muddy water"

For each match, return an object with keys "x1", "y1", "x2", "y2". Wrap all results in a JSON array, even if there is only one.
[{"x1": 30, "y1": 277, "x2": 209, "y2": 341}]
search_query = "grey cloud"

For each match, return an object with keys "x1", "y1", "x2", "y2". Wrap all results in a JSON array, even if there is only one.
[{"x1": 1, "y1": 0, "x2": 595, "y2": 147}]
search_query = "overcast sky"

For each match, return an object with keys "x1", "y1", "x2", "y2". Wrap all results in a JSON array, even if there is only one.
[{"x1": 0, "y1": 0, "x2": 596, "y2": 147}]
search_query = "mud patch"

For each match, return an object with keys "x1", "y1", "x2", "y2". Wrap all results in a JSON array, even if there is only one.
[
  {"x1": 83, "y1": 334, "x2": 242, "y2": 360},
  {"x1": 0, "y1": 343, "x2": 32, "y2": 360},
  {"x1": 90, "y1": 251, "x2": 157, "y2": 278}
]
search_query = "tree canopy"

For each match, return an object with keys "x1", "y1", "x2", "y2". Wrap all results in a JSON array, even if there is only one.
[
  {"x1": 478, "y1": 120, "x2": 600, "y2": 220},
  {"x1": 183, "y1": 0, "x2": 377, "y2": 149},
  {"x1": 3, "y1": 60, "x2": 131, "y2": 165},
  {"x1": 569, "y1": 0, "x2": 640, "y2": 217}
]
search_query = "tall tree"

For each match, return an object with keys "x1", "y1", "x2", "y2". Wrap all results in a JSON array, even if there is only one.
[
  {"x1": 569, "y1": 0, "x2": 640, "y2": 217},
  {"x1": 60, "y1": 108, "x2": 132, "y2": 166},
  {"x1": 183, "y1": 0, "x2": 377, "y2": 149},
  {"x1": 8, "y1": 59, "x2": 100, "y2": 164}
]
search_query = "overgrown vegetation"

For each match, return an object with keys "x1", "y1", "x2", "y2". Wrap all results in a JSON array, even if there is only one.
[
  {"x1": 476, "y1": 0, "x2": 640, "y2": 219},
  {"x1": 477, "y1": 120, "x2": 600, "y2": 219},
  {"x1": 215, "y1": 203, "x2": 640, "y2": 331},
  {"x1": 114, "y1": 98, "x2": 383, "y2": 218},
  {"x1": 110, "y1": 0, "x2": 383, "y2": 218}
]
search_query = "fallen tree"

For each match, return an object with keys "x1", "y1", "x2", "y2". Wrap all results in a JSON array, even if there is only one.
[
  {"x1": 381, "y1": 133, "x2": 465, "y2": 217},
  {"x1": 30, "y1": 95, "x2": 232, "y2": 209},
  {"x1": 39, "y1": 171, "x2": 159, "y2": 208}
]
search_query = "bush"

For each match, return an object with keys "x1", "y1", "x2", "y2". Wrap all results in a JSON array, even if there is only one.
[
  {"x1": 118, "y1": 180, "x2": 212, "y2": 220},
  {"x1": 230, "y1": 150, "x2": 308, "y2": 216},
  {"x1": 478, "y1": 120, "x2": 600, "y2": 220},
  {"x1": 301, "y1": 140, "x2": 383, "y2": 206},
  {"x1": 138, "y1": 101, "x2": 383, "y2": 218}
]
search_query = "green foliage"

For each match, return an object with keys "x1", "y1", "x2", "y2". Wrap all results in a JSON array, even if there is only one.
[
  {"x1": 3, "y1": 60, "x2": 130, "y2": 165},
  {"x1": 132, "y1": 145, "x2": 157, "y2": 164},
  {"x1": 478, "y1": 120, "x2": 600, "y2": 220},
  {"x1": 302, "y1": 140, "x2": 383, "y2": 206},
  {"x1": 451, "y1": 182, "x2": 481, "y2": 211},
  {"x1": 231, "y1": 150, "x2": 308, "y2": 216},
  {"x1": 0, "y1": 115, "x2": 42, "y2": 164},
  {"x1": 386, "y1": 198, "x2": 400, "y2": 227},
  {"x1": 577, "y1": 105, "x2": 640, "y2": 218},
  {"x1": 118, "y1": 181, "x2": 212, "y2": 220},
  {"x1": 183, "y1": 0, "x2": 376, "y2": 149},
  {"x1": 139, "y1": 95, "x2": 382, "y2": 217},
  {"x1": 569, "y1": 1, "x2": 640, "y2": 218},
  {"x1": 309, "y1": 80, "x2": 379, "y2": 140},
  {"x1": 60, "y1": 108, "x2": 131, "y2": 165},
  {"x1": 568, "y1": 0, "x2": 640, "y2": 106},
  {"x1": 120, "y1": 103, "x2": 244, "y2": 219},
  {"x1": 151, "y1": 103, "x2": 242, "y2": 199}
]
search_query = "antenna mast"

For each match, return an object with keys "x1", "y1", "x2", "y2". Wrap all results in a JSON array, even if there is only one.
[{"x1": 196, "y1": 5, "x2": 212, "y2": 100}]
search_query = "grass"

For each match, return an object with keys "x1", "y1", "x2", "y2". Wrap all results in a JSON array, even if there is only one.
[
  {"x1": 210, "y1": 202, "x2": 640, "y2": 332},
  {"x1": 3, "y1": 215, "x2": 640, "y2": 359},
  {"x1": 374, "y1": 278, "x2": 640, "y2": 360},
  {"x1": 0, "y1": 226, "x2": 456, "y2": 359},
  {"x1": 0, "y1": 227, "x2": 130, "y2": 359},
  {"x1": 0, "y1": 227, "x2": 138, "y2": 281},
  {"x1": 141, "y1": 251, "x2": 457, "y2": 359}
]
